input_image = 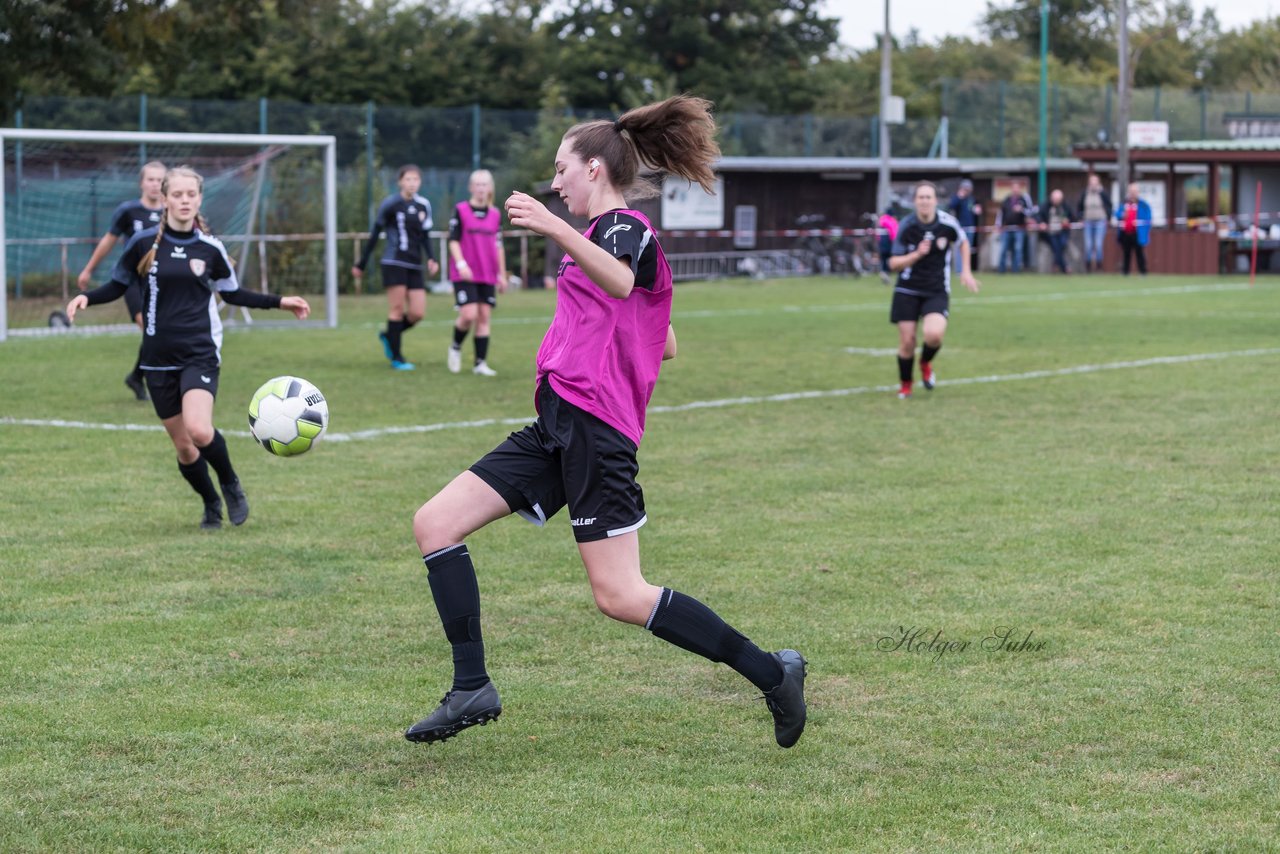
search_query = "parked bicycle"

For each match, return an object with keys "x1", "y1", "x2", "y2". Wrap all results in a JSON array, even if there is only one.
[{"x1": 792, "y1": 214, "x2": 858, "y2": 276}]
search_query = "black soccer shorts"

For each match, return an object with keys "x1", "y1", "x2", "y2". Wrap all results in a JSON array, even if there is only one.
[{"x1": 470, "y1": 381, "x2": 647, "y2": 543}]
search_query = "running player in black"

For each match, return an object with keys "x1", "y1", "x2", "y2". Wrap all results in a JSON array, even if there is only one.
[
  {"x1": 888, "y1": 181, "x2": 980, "y2": 399},
  {"x1": 352, "y1": 165, "x2": 440, "y2": 371},
  {"x1": 403, "y1": 96, "x2": 807, "y2": 750},
  {"x1": 77, "y1": 161, "x2": 167, "y2": 401},
  {"x1": 66, "y1": 166, "x2": 311, "y2": 530}
]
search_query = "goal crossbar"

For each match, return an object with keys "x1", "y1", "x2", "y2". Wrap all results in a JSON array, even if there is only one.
[{"x1": 0, "y1": 128, "x2": 340, "y2": 342}]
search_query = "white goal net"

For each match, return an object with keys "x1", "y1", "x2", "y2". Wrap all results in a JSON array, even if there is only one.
[{"x1": 1, "y1": 129, "x2": 338, "y2": 341}]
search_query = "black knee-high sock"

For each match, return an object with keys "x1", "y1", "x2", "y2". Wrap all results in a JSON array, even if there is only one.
[
  {"x1": 898, "y1": 355, "x2": 915, "y2": 383},
  {"x1": 402, "y1": 316, "x2": 418, "y2": 332},
  {"x1": 178, "y1": 456, "x2": 220, "y2": 503},
  {"x1": 646, "y1": 588, "x2": 783, "y2": 692},
  {"x1": 197, "y1": 430, "x2": 238, "y2": 486},
  {"x1": 386, "y1": 319, "x2": 405, "y2": 361},
  {"x1": 921, "y1": 343, "x2": 940, "y2": 364},
  {"x1": 131, "y1": 351, "x2": 144, "y2": 381},
  {"x1": 452, "y1": 326, "x2": 469, "y2": 348},
  {"x1": 424, "y1": 544, "x2": 489, "y2": 691},
  {"x1": 474, "y1": 335, "x2": 490, "y2": 364}
]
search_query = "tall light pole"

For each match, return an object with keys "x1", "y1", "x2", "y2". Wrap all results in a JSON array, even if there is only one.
[
  {"x1": 1117, "y1": 0, "x2": 1131, "y2": 189},
  {"x1": 877, "y1": 0, "x2": 891, "y2": 215},
  {"x1": 1037, "y1": 0, "x2": 1049, "y2": 204}
]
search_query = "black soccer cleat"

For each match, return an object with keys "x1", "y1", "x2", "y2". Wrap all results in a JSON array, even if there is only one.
[
  {"x1": 921, "y1": 362, "x2": 937, "y2": 391},
  {"x1": 762, "y1": 649, "x2": 808, "y2": 748},
  {"x1": 222, "y1": 480, "x2": 249, "y2": 526},
  {"x1": 201, "y1": 497, "x2": 223, "y2": 530},
  {"x1": 405, "y1": 682, "x2": 502, "y2": 744},
  {"x1": 125, "y1": 372, "x2": 148, "y2": 401}
]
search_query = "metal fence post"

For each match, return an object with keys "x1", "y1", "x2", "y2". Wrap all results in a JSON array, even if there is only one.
[
  {"x1": 1104, "y1": 85, "x2": 1112, "y2": 141},
  {"x1": 365, "y1": 100, "x2": 375, "y2": 225},
  {"x1": 998, "y1": 81, "x2": 1006, "y2": 158},
  {"x1": 139, "y1": 93, "x2": 147, "y2": 164},
  {"x1": 13, "y1": 109, "x2": 23, "y2": 298},
  {"x1": 472, "y1": 103, "x2": 481, "y2": 171}
]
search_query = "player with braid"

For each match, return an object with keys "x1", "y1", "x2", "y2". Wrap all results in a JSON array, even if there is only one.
[
  {"x1": 66, "y1": 167, "x2": 311, "y2": 530},
  {"x1": 352, "y1": 165, "x2": 440, "y2": 370},
  {"x1": 404, "y1": 95, "x2": 808, "y2": 749},
  {"x1": 77, "y1": 160, "x2": 167, "y2": 401}
]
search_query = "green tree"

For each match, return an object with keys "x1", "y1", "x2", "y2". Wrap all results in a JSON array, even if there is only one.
[
  {"x1": 1199, "y1": 16, "x2": 1280, "y2": 90},
  {"x1": 982, "y1": 0, "x2": 1117, "y2": 71},
  {"x1": 548, "y1": 0, "x2": 840, "y2": 113},
  {"x1": 0, "y1": 0, "x2": 164, "y2": 118}
]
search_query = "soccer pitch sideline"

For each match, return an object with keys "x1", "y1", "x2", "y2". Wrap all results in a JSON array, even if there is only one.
[{"x1": 1, "y1": 274, "x2": 1276, "y2": 851}]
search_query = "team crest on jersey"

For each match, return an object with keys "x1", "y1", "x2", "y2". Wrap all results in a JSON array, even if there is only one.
[
  {"x1": 189, "y1": 258, "x2": 207, "y2": 277},
  {"x1": 418, "y1": 210, "x2": 427, "y2": 223},
  {"x1": 936, "y1": 237, "x2": 948, "y2": 250},
  {"x1": 133, "y1": 219, "x2": 144, "y2": 233}
]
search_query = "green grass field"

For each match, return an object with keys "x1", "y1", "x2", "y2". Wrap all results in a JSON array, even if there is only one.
[{"x1": 2, "y1": 273, "x2": 1277, "y2": 851}]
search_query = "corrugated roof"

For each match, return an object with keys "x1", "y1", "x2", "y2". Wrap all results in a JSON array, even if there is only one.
[
  {"x1": 715, "y1": 156, "x2": 1084, "y2": 172},
  {"x1": 1164, "y1": 137, "x2": 1280, "y2": 151},
  {"x1": 1075, "y1": 137, "x2": 1280, "y2": 152}
]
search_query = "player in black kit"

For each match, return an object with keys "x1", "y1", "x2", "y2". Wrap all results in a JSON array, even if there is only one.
[
  {"x1": 888, "y1": 181, "x2": 980, "y2": 399},
  {"x1": 77, "y1": 161, "x2": 167, "y2": 401},
  {"x1": 66, "y1": 167, "x2": 311, "y2": 530},
  {"x1": 352, "y1": 165, "x2": 440, "y2": 371}
]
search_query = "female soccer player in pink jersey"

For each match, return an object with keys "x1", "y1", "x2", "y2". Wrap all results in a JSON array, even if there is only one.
[{"x1": 404, "y1": 96, "x2": 807, "y2": 749}]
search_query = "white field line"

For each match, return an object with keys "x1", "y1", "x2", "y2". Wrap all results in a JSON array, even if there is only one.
[
  {"x1": 6, "y1": 347, "x2": 1279, "y2": 444},
  {"x1": 14, "y1": 280, "x2": 1269, "y2": 338}
]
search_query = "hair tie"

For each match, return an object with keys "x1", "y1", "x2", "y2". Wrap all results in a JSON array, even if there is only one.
[{"x1": 614, "y1": 120, "x2": 623, "y2": 132}]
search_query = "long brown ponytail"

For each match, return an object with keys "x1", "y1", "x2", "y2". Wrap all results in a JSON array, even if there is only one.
[{"x1": 565, "y1": 95, "x2": 720, "y2": 197}]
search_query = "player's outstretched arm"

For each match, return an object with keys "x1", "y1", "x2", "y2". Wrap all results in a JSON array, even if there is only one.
[
  {"x1": 77, "y1": 233, "x2": 119, "y2": 290},
  {"x1": 280, "y1": 296, "x2": 310, "y2": 319},
  {"x1": 65, "y1": 294, "x2": 89, "y2": 322}
]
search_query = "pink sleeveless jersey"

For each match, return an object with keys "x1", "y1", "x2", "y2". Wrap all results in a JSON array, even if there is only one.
[
  {"x1": 536, "y1": 209, "x2": 672, "y2": 447},
  {"x1": 448, "y1": 202, "x2": 502, "y2": 285}
]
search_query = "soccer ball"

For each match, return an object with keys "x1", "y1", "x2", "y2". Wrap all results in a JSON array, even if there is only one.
[{"x1": 248, "y1": 376, "x2": 329, "y2": 456}]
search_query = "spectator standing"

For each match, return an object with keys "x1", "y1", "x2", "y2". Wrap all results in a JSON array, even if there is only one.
[
  {"x1": 1115, "y1": 182, "x2": 1151, "y2": 276},
  {"x1": 947, "y1": 179, "x2": 982, "y2": 272},
  {"x1": 877, "y1": 207, "x2": 898, "y2": 284},
  {"x1": 1040, "y1": 189, "x2": 1075, "y2": 274},
  {"x1": 997, "y1": 181, "x2": 1035, "y2": 274},
  {"x1": 1076, "y1": 173, "x2": 1112, "y2": 273}
]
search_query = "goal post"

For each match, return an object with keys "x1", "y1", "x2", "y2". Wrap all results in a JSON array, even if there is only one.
[{"x1": 0, "y1": 128, "x2": 339, "y2": 342}]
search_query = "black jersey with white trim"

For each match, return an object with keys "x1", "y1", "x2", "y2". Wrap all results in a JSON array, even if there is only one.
[
  {"x1": 589, "y1": 210, "x2": 658, "y2": 291},
  {"x1": 87, "y1": 227, "x2": 279, "y2": 369},
  {"x1": 108, "y1": 200, "x2": 163, "y2": 238},
  {"x1": 891, "y1": 210, "x2": 967, "y2": 295},
  {"x1": 356, "y1": 193, "x2": 437, "y2": 270}
]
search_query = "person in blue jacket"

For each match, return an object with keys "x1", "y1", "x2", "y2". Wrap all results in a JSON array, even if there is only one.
[{"x1": 1115, "y1": 182, "x2": 1151, "y2": 276}]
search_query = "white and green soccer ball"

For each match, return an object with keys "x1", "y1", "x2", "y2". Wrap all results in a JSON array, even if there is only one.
[{"x1": 248, "y1": 376, "x2": 329, "y2": 456}]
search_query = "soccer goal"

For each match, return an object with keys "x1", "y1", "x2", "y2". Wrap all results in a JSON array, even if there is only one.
[{"x1": 0, "y1": 128, "x2": 339, "y2": 341}]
